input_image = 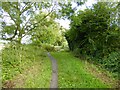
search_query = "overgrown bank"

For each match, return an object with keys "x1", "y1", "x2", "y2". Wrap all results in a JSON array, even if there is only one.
[
  {"x1": 2, "y1": 44, "x2": 51, "y2": 88},
  {"x1": 51, "y1": 51, "x2": 117, "y2": 88}
]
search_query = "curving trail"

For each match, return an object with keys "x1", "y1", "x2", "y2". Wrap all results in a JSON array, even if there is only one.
[{"x1": 47, "y1": 52, "x2": 58, "y2": 88}]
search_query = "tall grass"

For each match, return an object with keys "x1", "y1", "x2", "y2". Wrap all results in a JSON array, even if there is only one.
[{"x1": 2, "y1": 44, "x2": 51, "y2": 88}]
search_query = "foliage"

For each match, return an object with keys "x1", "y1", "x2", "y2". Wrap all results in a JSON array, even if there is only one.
[
  {"x1": 42, "y1": 44, "x2": 55, "y2": 52},
  {"x1": 65, "y1": 2, "x2": 120, "y2": 74},
  {"x1": 57, "y1": 1, "x2": 86, "y2": 19},
  {"x1": 103, "y1": 51, "x2": 120, "y2": 73},
  {"x1": 0, "y1": 2, "x2": 54, "y2": 43},
  {"x1": 30, "y1": 12, "x2": 68, "y2": 48}
]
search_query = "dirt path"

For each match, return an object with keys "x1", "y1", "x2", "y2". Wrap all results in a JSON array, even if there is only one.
[{"x1": 47, "y1": 52, "x2": 58, "y2": 88}]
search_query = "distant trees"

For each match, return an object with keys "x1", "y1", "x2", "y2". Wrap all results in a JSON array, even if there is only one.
[{"x1": 30, "y1": 12, "x2": 67, "y2": 46}]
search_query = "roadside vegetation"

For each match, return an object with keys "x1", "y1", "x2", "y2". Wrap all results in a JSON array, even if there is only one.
[
  {"x1": 51, "y1": 51, "x2": 117, "y2": 88},
  {"x1": 2, "y1": 44, "x2": 51, "y2": 88},
  {"x1": 64, "y1": 2, "x2": 120, "y2": 78},
  {"x1": 0, "y1": 1, "x2": 119, "y2": 88}
]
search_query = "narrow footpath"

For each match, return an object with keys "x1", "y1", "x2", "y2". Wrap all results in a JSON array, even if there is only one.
[{"x1": 47, "y1": 52, "x2": 58, "y2": 88}]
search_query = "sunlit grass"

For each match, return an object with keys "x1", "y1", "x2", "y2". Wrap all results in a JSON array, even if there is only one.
[
  {"x1": 2, "y1": 44, "x2": 51, "y2": 88},
  {"x1": 23, "y1": 56, "x2": 51, "y2": 88},
  {"x1": 51, "y1": 51, "x2": 111, "y2": 88}
]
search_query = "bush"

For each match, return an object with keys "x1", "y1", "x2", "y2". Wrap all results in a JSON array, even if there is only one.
[
  {"x1": 54, "y1": 46, "x2": 62, "y2": 51},
  {"x1": 102, "y1": 51, "x2": 120, "y2": 73},
  {"x1": 63, "y1": 46, "x2": 70, "y2": 52},
  {"x1": 72, "y1": 48, "x2": 80, "y2": 57},
  {"x1": 42, "y1": 44, "x2": 55, "y2": 52}
]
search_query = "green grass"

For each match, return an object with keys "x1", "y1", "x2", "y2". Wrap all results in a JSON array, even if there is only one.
[
  {"x1": 51, "y1": 51, "x2": 111, "y2": 88},
  {"x1": 2, "y1": 44, "x2": 116, "y2": 88},
  {"x1": 2, "y1": 44, "x2": 51, "y2": 88},
  {"x1": 14, "y1": 55, "x2": 51, "y2": 88}
]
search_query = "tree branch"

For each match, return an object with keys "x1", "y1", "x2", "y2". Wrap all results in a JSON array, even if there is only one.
[
  {"x1": 8, "y1": 2, "x2": 19, "y2": 10},
  {"x1": 21, "y1": 16, "x2": 32, "y2": 32},
  {"x1": 23, "y1": 4, "x2": 56, "y2": 37},
  {"x1": 2, "y1": 29, "x2": 18, "y2": 41},
  {"x1": 20, "y1": 3, "x2": 35, "y2": 15}
]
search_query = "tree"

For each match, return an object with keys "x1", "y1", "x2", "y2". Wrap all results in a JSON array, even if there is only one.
[
  {"x1": 57, "y1": 1, "x2": 86, "y2": 20},
  {"x1": 0, "y1": 1, "x2": 86, "y2": 44},
  {"x1": 66, "y1": 2, "x2": 119, "y2": 54},
  {"x1": 65, "y1": 2, "x2": 120, "y2": 73},
  {"x1": 0, "y1": 2, "x2": 55, "y2": 43},
  {"x1": 30, "y1": 12, "x2": 66, "y2": 46}
]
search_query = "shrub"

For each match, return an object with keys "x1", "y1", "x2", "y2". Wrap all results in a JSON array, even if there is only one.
[
  {"x1": 42, "y1": 44, "x2": 55, "y2": 52},
  {"x1": 102, "y1": 51, "x2": 120, "y2": 73}
]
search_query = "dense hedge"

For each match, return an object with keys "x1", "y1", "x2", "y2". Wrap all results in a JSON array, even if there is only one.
[{"x1": 65, "y1": 2, "x2": 120, "y2": 75}]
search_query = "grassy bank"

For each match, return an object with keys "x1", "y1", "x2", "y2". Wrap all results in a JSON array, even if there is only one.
[
  {"x1": 51, "y1": 51, "x2": 116, "y2": 88},
  {"x1": 2, "y1": 44, "x2": 51, "y2": 88}
]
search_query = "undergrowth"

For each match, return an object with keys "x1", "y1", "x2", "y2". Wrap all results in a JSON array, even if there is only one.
[{"x1": 2, "y1": 43, "x2": 51, "y2": 88}]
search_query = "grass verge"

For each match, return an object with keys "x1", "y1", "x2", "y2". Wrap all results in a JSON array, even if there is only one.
[
  {"x1": 2, "y1": 44, "x2": 51, "y2": 88},
  {"x1": 51, "y1": 51, "x2": 115, "y2": 88}
]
